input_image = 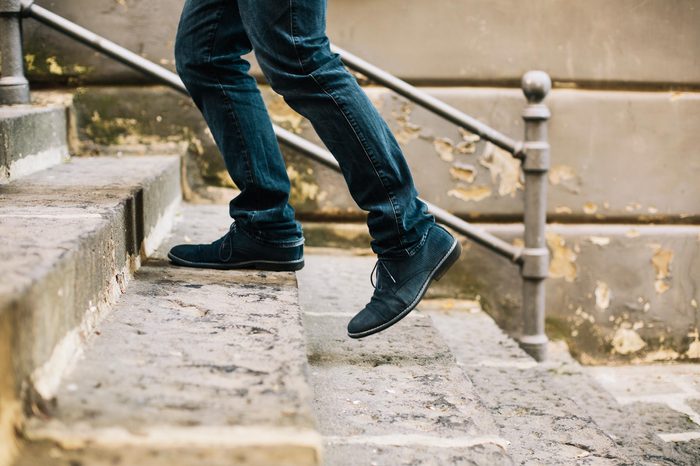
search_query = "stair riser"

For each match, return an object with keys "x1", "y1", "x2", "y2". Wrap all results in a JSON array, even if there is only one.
[
  {"x1": 0, "y1": 106, "x2": 69, "y2": 183},
  {"x1": 19, "y1": 438, "x2": 320, "y2": 466}
]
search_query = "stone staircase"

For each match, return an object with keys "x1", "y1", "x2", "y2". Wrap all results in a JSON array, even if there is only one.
[
  {"x1": 0, "y1": 95, "x2": 181, "y2": 465},
  {"x1": 16, "y1": 205, "x2": 320, "y2": 466},
  {"x1": 2, "y1": 97, "x2": 698, "y2": 466}
]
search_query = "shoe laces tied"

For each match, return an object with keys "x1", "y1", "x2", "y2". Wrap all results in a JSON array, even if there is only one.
[
  {"x1": 218, "y1": 221, "x2": 236, "y2": 262},
  {"x1": 370, "y1": 260, "x2": 397, "y2": 290}
]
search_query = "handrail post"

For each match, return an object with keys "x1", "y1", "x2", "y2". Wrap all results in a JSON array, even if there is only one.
[
  {"x1": 519, "y1": 71, "x2": 551, "y2": 362},
  {"x1": 0, "y1": 0, "x2": 30, "y2": 104}
]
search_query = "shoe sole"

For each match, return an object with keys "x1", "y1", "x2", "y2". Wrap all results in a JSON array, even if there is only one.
[
  {"x1": 347, "y1": 237, "x2": 462, "y2": 339},
  {"x1": 167, "y1": 252, "x2": 305, "y2": 272}
]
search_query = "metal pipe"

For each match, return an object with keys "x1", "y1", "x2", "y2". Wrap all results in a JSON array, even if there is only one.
[
  {"x1": 0, "y1": 0, "x2": 30, "y2": 104},
  {"x1": 518, "y1": 71, "x2": 552, "y2": 361},
  {"x1": 20, "y1": 0, "x2": 523, "y2": 263},
  {"x1": 332, "y1": 45, "x2": 521, "y2": 155},
  {"x1": 20, "y1": 0, "x2": 185, "y2": 90}
]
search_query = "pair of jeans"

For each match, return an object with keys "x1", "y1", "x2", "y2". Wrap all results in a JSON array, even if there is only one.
[{"x1": 174, "y1": 0, "x2": 434, "y2": 258}]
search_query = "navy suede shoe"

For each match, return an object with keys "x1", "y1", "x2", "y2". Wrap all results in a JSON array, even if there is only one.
[
  {"x1": 168, "y1": 221, "x2": 304, "y2": 271},
  {"x1": 347, "y1": 224, "x2": 461, "y2": 338}
]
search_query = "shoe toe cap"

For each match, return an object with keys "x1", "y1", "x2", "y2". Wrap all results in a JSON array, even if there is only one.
[
  {"x1": 169, "y1": 244, "x2": 197, "y2": 262},
  {"x1": 347, "y1": 308, "x2": 385, "y2": 337}
]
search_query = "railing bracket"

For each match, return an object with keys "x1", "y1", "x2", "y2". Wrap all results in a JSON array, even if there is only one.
[
  {"x1": 521, "y1": 141, "x2": 550, "y2": 172},
  {"x1": 520, "y1": 247, "x2": 550, "y2": 279}
]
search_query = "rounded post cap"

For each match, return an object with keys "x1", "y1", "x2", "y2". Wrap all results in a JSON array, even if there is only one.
[{"x1": 522, "y1": 71, "x2": 551, "y2": 103}]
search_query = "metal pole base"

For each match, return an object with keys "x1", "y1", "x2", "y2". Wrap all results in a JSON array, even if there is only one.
[
  {"x1": 519, "y1": 334, "x2": 548, "y2": 362},
  {"x1": 0, "y1": 80, "x2": 30, "y2": 105}
]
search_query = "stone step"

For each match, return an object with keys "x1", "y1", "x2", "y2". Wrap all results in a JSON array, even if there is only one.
[
  {"x1": 296, "y1": 254, "x2": 514, "y2": 465},
  {"x1": 427, "y1": 303, "x2": 698, "y2": 465},
  {"x1": 0, "y1": 96, "x2": 71, "y2": 183},
  {"x1": 17, "y1": 204, "x2": 322, "y2": 466},
  {"x1": 0, "y1": 155, "x2": 180, "y2": 464}
]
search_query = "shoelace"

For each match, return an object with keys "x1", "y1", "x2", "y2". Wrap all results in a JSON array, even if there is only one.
[
  {"x1": 370, "y1": 260, "x2": 397, "y2": 290},
  {"x1": 218, "y1": 221, "x2": 236, "y2": 262}
]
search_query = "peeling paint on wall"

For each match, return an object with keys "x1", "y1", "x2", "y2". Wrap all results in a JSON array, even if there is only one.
[
  {"x1": 650, "y1": 244, "x2": 673, "y2": 295},
  {"x1": 589, "y1": 236, "x2": 611, "y2": 246},
  {"x1": 27, "y1": 54, "x2": 92, "y2": 77},
  {"x1": 594, "y1": 281, "x2": 611, "y2": 310},
  {"x1": 583, "y1": 202, "x2": 598, "y2": 215},
  {"x1": 575, "y1": 306, "x2": 596, "y2": 324},
  {"x1": 642, "y1": 347, "x2": 680, "y2": 362},
  {"x1": 268, "y1": 95, "x2": 305, "y2": 134},
  {"x1": 84, "y1": 111, "x2": 140, "y2": 145},
  {"x1": 457, "y1": 128, "x2": 479, "y2": 154},
  {"x1": 46, "y1": 57, "x2": 64, "y2": 75},
  {"x1": 625, "y1": 202, "x2": 643, "y2": 212},
  {"x1": 433, "y1": 137, "x2": 455, "y2": 162},
  {"x1": 548, "y1": 164, "x2": 581, "y2": 193},
  {"x1": 393, "y1": 102, "x2": 422, "y2": 145},
  {"x1": 687, "y1": 330, "x2": 700, "y2": 359},
  {"x1": 449, "y1": 163, "x2": 477, "y2": 183},
  {"x1": 546, "y1": 233, "x2": 577, "y2": 282},
  {"x1": 612, "y1": 327, "x2": 647, "y2": 355},
  {"x1": 555, "y1": 206, "x2": 573, "y2": 214},
  {"x1": 24, "y1": 54, "x2": 37, "y2": 72},
  {"x1": 287, "y1": 165, "x2": 325, "y2": 204},
  {"x1": 447, "y1": 186, "x2": 492, "y2": 203},
  {"x1": 479, "y1": 142, "x2": 523, "y2": 197}
]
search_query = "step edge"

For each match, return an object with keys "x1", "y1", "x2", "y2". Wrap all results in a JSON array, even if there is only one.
[
  {"x1": 28, "y1": 196, "x2": 181, "y2": 401},
  {"x1": 24, "y1": 422, "x2": 323, "y2": 452}
]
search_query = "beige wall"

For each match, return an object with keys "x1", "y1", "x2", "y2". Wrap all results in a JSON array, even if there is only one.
[{"x1": 22, "y1": 0, "x2": 700, "y2": 87}]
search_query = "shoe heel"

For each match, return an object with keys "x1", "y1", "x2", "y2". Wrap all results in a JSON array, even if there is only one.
[{"x1": 434, "y1": 240, "x2": 462, "y2": 281}]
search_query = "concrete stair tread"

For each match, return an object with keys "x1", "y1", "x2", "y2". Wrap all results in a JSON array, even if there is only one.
[
  {"x1": 19, "y1": 204, "x2": 321, "y2": 466},
  {"x1": 297, "y1": 254, "x2": 514, "y2": 465}
]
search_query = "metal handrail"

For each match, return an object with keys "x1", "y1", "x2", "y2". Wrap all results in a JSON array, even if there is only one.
[
  {"x1": 2, "y1": 0, "x2": 551, "y2": 361},
  {"x1": 332, "y1": 45, "x2": 522, "y2": 155}
]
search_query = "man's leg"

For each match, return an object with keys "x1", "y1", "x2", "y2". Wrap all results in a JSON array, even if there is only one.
[
  {"x1": 168, "y1": 0, "x2": 305, "y2": 271},
  {"x1": 237, "y1": 0, "x2": 461, "y2": 336},
  {"x1": 173, "y1": 0, "x2": 302, "y2": 243},
  {"x1": 238, "y1": 0, "x2": 434, "y2": 259}
]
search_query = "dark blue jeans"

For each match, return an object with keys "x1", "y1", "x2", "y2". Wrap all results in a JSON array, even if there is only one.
[{"x1": 174, "y1": 0, "x2": 434, "y2": 258}]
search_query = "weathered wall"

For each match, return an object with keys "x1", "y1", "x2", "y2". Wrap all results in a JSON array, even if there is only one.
[
  {"x1": 22, "y1": 0, "x2": 700, "y2": 87},
  {"x1": 15, "y1": 0, "x2": 700, "y2": 362},
  {"x1": 67, "y1": 85, "x2": 700, "y2": 223}
]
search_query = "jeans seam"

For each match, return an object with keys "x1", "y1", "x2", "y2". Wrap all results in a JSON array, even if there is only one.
[{"x1": 289, "y1": 0, "x2": 306, "y2": 74}]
